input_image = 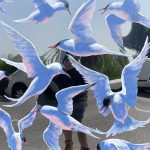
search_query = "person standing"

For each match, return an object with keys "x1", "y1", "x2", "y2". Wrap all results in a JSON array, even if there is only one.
[{"x1": 37, "y1": 51, "x2": 90, "y2": 150}]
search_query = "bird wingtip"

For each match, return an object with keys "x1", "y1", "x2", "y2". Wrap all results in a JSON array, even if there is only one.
[{"x1": 4, "y1": 95, "x2": 18, "y2": 102}]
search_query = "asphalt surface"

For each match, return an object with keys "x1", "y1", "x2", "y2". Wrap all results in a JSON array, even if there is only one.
[{"x1": 0, "y1": 90, "x2": 150, "y2": 150}]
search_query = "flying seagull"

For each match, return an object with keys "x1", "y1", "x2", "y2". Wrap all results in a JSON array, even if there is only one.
[
  {"x1": 17, "y1": 84, "x2": 103, "y2": 149},
  {"x1": 68, "y1": 37, "x2": 150, "y2": 136},
  {"x1": 99, "y1": 0, "x2": 150, "y2": 52},
  {"x1": 39, "y1": 83, "x2": 103, "y2": 140},
  {"x1": 0, "y1": 108, "x2": 26, "y2": 150},
  {"x1": 49, "y1": 0, "x2": 129, "y2": 57},
  {"x1": 0, "y1": 21, "x2": 68, "y2": 108},
  {"x1": 14, "y1": 0, "x2": 71, "y2": 23}
]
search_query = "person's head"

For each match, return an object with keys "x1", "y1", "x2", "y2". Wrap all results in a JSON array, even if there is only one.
[{"x1": 59, "y1": 51, "x2": 80, "y2": 70}]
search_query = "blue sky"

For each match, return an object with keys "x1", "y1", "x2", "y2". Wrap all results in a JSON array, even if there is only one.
[{"x1": 0, "y1": 0, "x2": 149, "y2": 56}]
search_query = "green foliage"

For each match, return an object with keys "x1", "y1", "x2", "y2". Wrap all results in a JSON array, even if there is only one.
[
  {"x1": 81, "y1": 55, "x2": 129, "y2": 80},
  {"x1": 0, "y1": 59, "x2": 17, "y2": 74}
]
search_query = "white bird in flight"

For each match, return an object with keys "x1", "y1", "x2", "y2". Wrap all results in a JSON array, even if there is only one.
[
  {"x1": 0, "y1": 21, "x2": 68, "y2": 108},
  {"x1": 14, "y1": 0, "x2": 71, "y2": 24},
  {"x1": 49, "y1": 0, "x2": 129, "y2": 57},
  {"x1": 68, "y1": 36, "x2": 150, "y2": 136},
  {"x1": 99, "y1": 0, "x2": 150, "y2": 52},
  {"x1": 38, "y1": 83, "x2": 103, "y2": 140},
  {"x1": 0, "y1": 108, "x2": 26, "y2": 150},
  {"x1": 17, "y1": 84, "x2": 103, "y2": 149},
  {"x1": 15, "y1": 102, "x2": 62, "y2": 150},
  {"x1": 97, "y1": 139, "x2": 150, "y2": 150}
]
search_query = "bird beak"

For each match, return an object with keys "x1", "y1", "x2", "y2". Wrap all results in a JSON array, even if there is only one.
[
  {"x1": 99, "y1": 3, "x2": 111, "y2": 15},
  {"x1": 99, "y1": 8, "x2": 107, "y2": 15},
  {"x1": 33, "y1": 109, "x2": 38, "y2": 113},
  {"x1": 99, "y1": 106, "x2": 107, "y2": 113},
  {"x1": 67, "y1": 8, "x2": 72, "y2": 16},
  {"x1": 48, "y1": 44, "x2": 57, "y2": 49}
]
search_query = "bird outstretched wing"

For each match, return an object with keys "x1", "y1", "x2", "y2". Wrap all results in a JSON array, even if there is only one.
[
  {"x1": 18, "y1": 104, "x2": 37, "y2": 134},
  {"x1": 0, "y1": 58, "x2": 26, "y2": 73},
  {"x1": 123, "y1": 0, "x2": 140, "y2": 12},
  {"x1": 106, "y1": 14, "x2": 125, "y2": 49},
  {"x1": 69, "y1": 0, "x2": 96, "y2": 44},
  {"x1": 0, "y1": 21, "x2": 45, "y2": 78},
  {"x1": 68, "y1": 55, "x2": 113, "y2": 111},
  {"x1": 0, "y1": 108, "x2": 15, "y2": 143},
  {"x1": 32, "y1": 0, "x2": 60, "y2": 8},
  {"x1": 32, "y1": 0, "x2": 47, "y2": 8},
  {"x1": 121, "y1": 37, "x2": 150, "y2": 107},
  {"x1": 0, "y1": 70, "x2": 7, "y2": 80},
  {"x1": 43, "y1": 122, "x2": 62, "y2": 150},
  {"x1": 105, "y1": 115, "x2": 150, "y2": 137},
  {"x1": 56, "y1": 84, "x2": 92, "y2": 115}
]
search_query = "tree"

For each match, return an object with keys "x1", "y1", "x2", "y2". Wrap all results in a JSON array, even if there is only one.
[{"x1": 123, "y1": 23, "x2": 150, "y2": 52}]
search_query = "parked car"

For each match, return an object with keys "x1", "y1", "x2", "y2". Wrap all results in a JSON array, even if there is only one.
[
  {"x1": 5, "y1": 56, "x2": 150, "y2": 98},
  {"x1": 5, "y1": 70, "x2": 32, "y2": 98},
  {"x1": 110, "y1": 58, "x2": 150, "y2": 91}
]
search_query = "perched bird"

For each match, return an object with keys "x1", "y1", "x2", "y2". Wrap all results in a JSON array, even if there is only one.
[
  {"x1": 68, "y1": 37, "x2": 150, "y2": 136},
  {"x1": 14, "y1": 0, "x2": 71, "y2": 23},
  {"x1": 39, "y1": 83, "x2": 103, "y2": 140},
  {"x1": 0, "y1": 21, "x2": 68, "y2": 107},
  {"x1": 0, "y1": 108, "x2": 26, "y2": 150},
  {"x1": 99, "y1": 0, "x2": 150, "y2": 52},
  {"x1": 97, "y1": 139, "x2": 150, "y2": 150},
  {"x1": 49, "y1": 0, "x2": 128, "y2": 57}
]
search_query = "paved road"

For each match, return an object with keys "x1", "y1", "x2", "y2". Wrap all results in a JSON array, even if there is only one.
[{"x1": 0, "y1": 90, "x2": 150, "y2": 150}]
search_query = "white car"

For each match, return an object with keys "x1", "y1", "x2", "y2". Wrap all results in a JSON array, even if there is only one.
[{"x1": 110, "y1": 58, "x2": 150, "y2": 91}]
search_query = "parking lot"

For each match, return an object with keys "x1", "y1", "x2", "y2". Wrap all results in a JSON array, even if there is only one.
[{"x1": 0, "y1": 90, "x2": 150, "y2": 150}]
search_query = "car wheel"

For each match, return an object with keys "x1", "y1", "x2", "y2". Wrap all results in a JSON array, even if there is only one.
[{"x1": 12, "y1": 84, "x2": 27, "y2": 98}]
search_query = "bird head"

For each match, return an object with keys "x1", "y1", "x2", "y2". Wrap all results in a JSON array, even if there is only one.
[
  {"x1": 20, "y1": 133, "x2": 27, "y2": 144},
  {"x1": 47, "y1": 62, "x2": 70, "y2": 77},
  {"x1": 99, "y1": 2, "x2": 113, "y2": 14},
  {"x1": 64, "y1": 1, "x2": 71, "y2": 15},
  {"x1": 99, "y1": 97, "x2": 111, "y2": 113},
  {"x1": 48, "y1": 39, "x2": 69, "y2": 49}
]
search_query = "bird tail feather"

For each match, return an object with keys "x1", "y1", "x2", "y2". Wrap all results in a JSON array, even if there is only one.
[
  {"x1": 106, "y1": 116, "x2": 150, "y2": 137},
  {"x1": 13, "y1": 18, "x2": 31, "y2": 23}
]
